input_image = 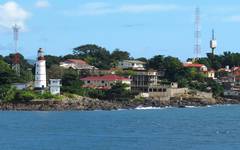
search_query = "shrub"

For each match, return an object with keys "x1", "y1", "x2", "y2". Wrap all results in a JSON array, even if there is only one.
[
  {"x1": 0, "y1": 85, "x2": 17, "y2": 102},
  {"x1": 14, "y1": 90, "x2": 36, "y2": 102}
]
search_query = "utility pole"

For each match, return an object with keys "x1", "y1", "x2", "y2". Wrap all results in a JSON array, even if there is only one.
[{"x1": 12, "y1": 24, "x2": 20, "y2": 76}]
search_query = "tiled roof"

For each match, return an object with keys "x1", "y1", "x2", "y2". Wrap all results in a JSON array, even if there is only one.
[
  {"x1": 81, "y1": 74, "x2": 130, "y2": 81},
  {"x1": 183, "y1": 63, "x2": 205, "y2": 68},
  {"x1": 232, "y1": 67, "x2": 240, "y2": 71},
  {"x1": 64, "y1": 59, "x2": 87, "y2": 65},
  {"x1": 122, "y1": 60, "x2": 146, "y2": 64}
]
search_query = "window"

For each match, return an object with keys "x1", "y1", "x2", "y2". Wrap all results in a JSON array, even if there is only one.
[
  {"x1": 87, "y1": 81, "x2": 90, "y2": 83},
  {"x1": 102, "y1": 81, "x2": 105, "y2": 83}
]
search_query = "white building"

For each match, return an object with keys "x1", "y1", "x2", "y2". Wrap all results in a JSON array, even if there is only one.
[
  {"x1": 204, "y1": 70, "x2": 216, "y2": 79},
  {"x1": 49, "y1": 79, "x2": 62, "y2": 95},
  {"x1": 34, "y1": 48, "x2": 47, "y2": 89},
  {"x1": 118, "y1": 60, "x2": 146, "y2": 70},
  {"x1": 60, "y1": 59, "x2": 96, "y2": 70},
  {"x1": 12, "y1": 83, "x2": 28, "y2": 90},
  {"x1": 81, "y1": 74, "x2": 131, "y2": 90}
]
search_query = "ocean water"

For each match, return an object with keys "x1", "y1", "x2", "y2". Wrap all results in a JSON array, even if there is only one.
[{"x1": 0, "y1": 105, "x2": 240, "y2": 150}]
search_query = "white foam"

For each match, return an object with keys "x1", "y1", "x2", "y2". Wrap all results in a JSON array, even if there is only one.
[
  {"x1": 185, "y1": 106, "x2": 198, "y2": 108},
  {"x1": 135, "y1": 106, "x2": 167, "y2": 110}
]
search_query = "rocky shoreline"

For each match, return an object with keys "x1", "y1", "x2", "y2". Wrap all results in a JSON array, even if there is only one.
[{"x1": 0, "y1": 96, "x2": 239, "y2": 111}]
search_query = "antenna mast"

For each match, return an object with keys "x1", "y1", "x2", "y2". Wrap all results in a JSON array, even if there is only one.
[
  {"x1": 210, "y1": 29, "x2": 217, "y2": 58},
  {"x1": 194, "y1": 7, "x2": 201, "y2": 60},
  {"x1": 12, "y1": 24, "x2": 20, "y2": 76}
]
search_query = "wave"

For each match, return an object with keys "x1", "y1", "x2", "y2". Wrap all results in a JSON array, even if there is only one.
[
  {"x1": 184, "y1": 105, "x2": 212, "y2": 108},
  {"x1": 185, "y1": 106, "x2": 198, "y2": 108},
  {"x1": 135, "y1": 106, "x2": 171, "y2": 110}
]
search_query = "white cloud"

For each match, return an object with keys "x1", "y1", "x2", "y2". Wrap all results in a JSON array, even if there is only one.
[
  {"x1": 0, "y1": 1, "x2": 30, "y2": 30},
  {"x1": 64, "y1": 2, "x2": 179, "y2": 16},
  {"x1": 35, "y1": 0, "x2": 50, "y2": 8}
]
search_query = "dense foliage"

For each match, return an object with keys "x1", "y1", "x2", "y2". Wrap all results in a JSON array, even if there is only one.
[
  {"x1": 197, "y1": 52, "x2": 240, "y2": 70},
  {"x1": 1, "y1": 44, "x2": 240, "y2": 101}
]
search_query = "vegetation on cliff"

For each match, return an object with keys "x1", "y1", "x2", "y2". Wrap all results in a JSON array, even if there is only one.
[{"x1": 1, "y1": 44, "x2": 239, "y2": 101}]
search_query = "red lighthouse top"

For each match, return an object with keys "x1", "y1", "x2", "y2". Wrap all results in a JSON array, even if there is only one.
[{"x1": 38, "y1": 48, "x2": 45, "y2": 60}]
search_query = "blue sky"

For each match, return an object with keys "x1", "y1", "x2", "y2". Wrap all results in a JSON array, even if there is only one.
[{"x1": 0, "y1": 0, "x2": 240, "y2": 60}]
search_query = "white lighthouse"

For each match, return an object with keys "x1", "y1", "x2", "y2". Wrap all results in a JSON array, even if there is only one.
[{"x1": 34, "y1": 48, "x2": 47, "y2": 89}]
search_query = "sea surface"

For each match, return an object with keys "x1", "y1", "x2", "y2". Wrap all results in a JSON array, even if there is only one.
[{"x1": 0, "y1": 105, "x2": 240, "y2": 150}]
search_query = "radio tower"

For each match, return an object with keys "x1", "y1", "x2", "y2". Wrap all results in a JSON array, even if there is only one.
[
  {"x1": 12, "y1": 24, "x2": 20, "y2": 76},
  {"x1": 194, "y1": 7, "x2": 201, "y2": 61}
]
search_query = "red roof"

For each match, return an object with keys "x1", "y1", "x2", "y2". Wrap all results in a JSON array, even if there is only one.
[
  {"x1": 64, "y1": 59, "x2": 87, "y2": 65},
  {"x1": 81, "y1": 74, "x2": 130, "y2": 81},
  {"x1": 183, "y1": 63, "x2": 205, "y2": 68},
  {"x1": 232, "y1": 67, "x2": 240, "y2": 71}
]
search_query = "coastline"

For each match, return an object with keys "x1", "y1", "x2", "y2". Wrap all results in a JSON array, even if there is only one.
[{"x1": 0, "y1": 97, "x2": 239, "y2": 111}]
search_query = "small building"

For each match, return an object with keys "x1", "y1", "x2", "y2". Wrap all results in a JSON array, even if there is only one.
[
  {"x1": 204, "y1": 69, "x2": 216, "y2": 79},
  {"x1": 118, "y1": 60, "x2": 146, "y2": 70},
  {"x1": 12, "y1": 83, "x2": 28, "y2": 90},
  {"x1": 131, "y1": 70, "x2": 167, "y2": 92},
  {"x1": 218, "y1": 66, "x2": 231, "y2": 73},
  {"x1": 49, "y1": 79, "x2": 61, "y2": 95},
  {"x1": 183, "y1": 63, "x2": 208, "y2": 72},
  {"x1": 80, "y1": 74, "x2": 131, "y2": 90},
  {"x1": 232, "y1": 67, "x2": 240, "y2": 77},
  {"x1": 60, "y1": 59, "x2": 97, "y2": 70},
  {"x1": 131, "y1": 70, "x2": 188, "y2": 100}
]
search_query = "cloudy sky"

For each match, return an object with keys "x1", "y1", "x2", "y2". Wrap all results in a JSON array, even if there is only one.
[{"x1": 0, "y1": 0, "x2": 240, "y2": 60}]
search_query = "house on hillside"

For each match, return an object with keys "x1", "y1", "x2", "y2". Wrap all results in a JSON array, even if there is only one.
[
  {"x1": 118, "y1": 60, "x2": 146, "y2": 70},
  {"x1": 183, "y1": 63, "x2": 208, "y2": 72},
  {"x1": 131, "y1": 70, "x2": 162, "y2": 92},
  {"x1": 80, "y1": 74, "x2": 131, "y2": 90},
  {"x1": 131, "y1": 70, "x2": 188, "y2": 100},
  {"x1": 60, "y1": 59, "x2": 97, "y2": 70},
  {"x1": 203, "y1": 69, "x2": 216, "y2": 79},
  {"x1": 232, "y1": 67, "x2": 240, "y2": 77},
  {"x1": 183, "y1": 62, "x2": 216, "y2": 79}
]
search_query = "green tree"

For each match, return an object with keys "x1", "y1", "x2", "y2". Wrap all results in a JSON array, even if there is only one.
[
  {"x1": 73, "y1": 44, "x2": 111, "y2": 69},
  {"x1": 45, "y1": 55, "x2": 62, "y2": 68},
  {"x1": 0, "y1": 60, "x2": 20, "y2": 84},
  {"x1": 111, "y1": 49, "x2": 130, "y2": 61},
  {"x1": 47, "y1": 65, "x2": 64, "y2": 80},
  {"x1": 163, "y1": 56, "x2": 183, "y2": 81},
  {"x1": 105, "y1": 83, "x2": 136, "y2": 101},
  {"x1": 148, "y1": 55, "x2": 164, "y2": 70},
  {"x1": 4, "y1": 53, "x2": 33, "y2": 82},
  {"x1": 110, "y1": 49, "x2": 130, "y2": 67},
  {"x1": 61, "y1": 70, "x2": 84, "y2": 94},
  {"x1": 0, "y1": 85, "x2": 17, "y2": 102}
]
